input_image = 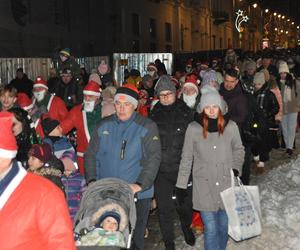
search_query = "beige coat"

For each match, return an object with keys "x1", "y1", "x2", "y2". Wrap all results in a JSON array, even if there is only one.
[{"x1": 176, "y1": 120, "x2": 244, "y2": 211}]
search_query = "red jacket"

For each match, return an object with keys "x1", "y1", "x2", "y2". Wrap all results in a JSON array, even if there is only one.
[
  {"x1": 0, "y1": 165, "x2": 75, "y2": 250},
  {"x1": 35, "y1": 95, "x2": 68, "y2": 138},
  {"x1": 60, "y1": 104, "x2": 91, "y2": 174}
]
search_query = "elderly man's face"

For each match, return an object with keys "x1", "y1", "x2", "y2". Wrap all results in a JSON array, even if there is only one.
[
  {"x1": 115, "y1": 100, "x2": 136, "y2": 121},
  {"x1": 183, "y1": 86, "x2": 197, "y2": 96}
]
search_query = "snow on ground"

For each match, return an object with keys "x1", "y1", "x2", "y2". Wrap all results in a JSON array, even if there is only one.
[{"x1": 173, "y1": 156, "x2": 300, "y2": 250}]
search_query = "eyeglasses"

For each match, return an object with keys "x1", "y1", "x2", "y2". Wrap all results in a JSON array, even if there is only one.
[{"x1": 159, "y1": 92, "x2": 174, "y2": 98}]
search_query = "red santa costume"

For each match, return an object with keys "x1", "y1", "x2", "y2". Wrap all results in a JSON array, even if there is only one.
[
  {"x1": 60, "y1": 80, "x2": 101, "y2": 174},
  {"x1": 32, "y1": 77, "x2": 68, "y2": 138},
  {"x1": 0, "y1": 112, "x2": 75, "y2": 250}
]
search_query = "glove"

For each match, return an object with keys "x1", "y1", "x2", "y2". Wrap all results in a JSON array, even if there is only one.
[
  {"x1": 232, "y1": 169, "x2": 239, "y2": 177},
  {"x1": 175, "y1": 187, "x2": 188, "y2": 206}
]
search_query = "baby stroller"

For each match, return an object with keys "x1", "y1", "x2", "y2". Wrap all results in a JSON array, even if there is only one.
[{"x1": 74, "y1": 178, "x2": 136, "y2": 249}]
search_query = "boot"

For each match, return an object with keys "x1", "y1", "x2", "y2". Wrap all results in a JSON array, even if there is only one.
[
  {"x1": 255, "y1": 161, "x2": 265, "y2": 175},
  {"x1": 181, "y1": 225, "x2": 195, "y2": 246},
  {"x1": 165, "y1": 241, "x2": 175, "y2": 250}
]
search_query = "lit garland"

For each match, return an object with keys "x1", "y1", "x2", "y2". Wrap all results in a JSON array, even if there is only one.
[{"x1": 235, "y1": 10, "x2": 249, "y2": 32}]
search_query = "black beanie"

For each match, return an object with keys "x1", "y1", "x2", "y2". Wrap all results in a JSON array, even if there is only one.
[{"x1": 42, "y1": 117, "x2": 60, "y2": 136}]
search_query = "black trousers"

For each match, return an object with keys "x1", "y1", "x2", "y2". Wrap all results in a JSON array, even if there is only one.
[
  {"x1": 154, "y1": 171, "x2": 193, "y2": 245},
  {"x1": 130, "y1": 198, "x2": 151, "y2": 250},
  {"x1": 241, "y1": 144, "x2": 252, "y2": 185}
]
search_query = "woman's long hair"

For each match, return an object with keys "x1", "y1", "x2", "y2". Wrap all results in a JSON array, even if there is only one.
[{"x1": 202, "y1": 110, "x2": 225, "y2": 139}]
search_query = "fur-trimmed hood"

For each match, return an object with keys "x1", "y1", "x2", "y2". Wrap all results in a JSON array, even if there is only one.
[{"x1": 91, "y1": 203, "x2": 128, "y2": 232}]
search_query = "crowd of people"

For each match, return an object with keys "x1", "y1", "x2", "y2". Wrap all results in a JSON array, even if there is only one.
[{"x1": 0, "y1": 47, "x2": 300, "y2": 250}]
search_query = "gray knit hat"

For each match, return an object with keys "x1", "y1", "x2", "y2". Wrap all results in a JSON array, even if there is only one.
[
  {"x1": 155, "y1": 75, "x2": 176, "y2": 95},
  {"x1": 197, "y1": 85, "x2": 227, "y2": 114},
  {"x1": 245, "y1": 60, "x2": 257, "y2": 71}
]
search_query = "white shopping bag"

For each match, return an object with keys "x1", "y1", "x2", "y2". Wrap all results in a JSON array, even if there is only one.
[{"x1": 220, "y1": 169, "x2": 262, "y2": 241}]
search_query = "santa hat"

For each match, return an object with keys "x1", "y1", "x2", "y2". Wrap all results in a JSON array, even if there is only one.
[
  {"x1": 183, "y1": 74, "x2": 199, "y2": 94},
  {"x1": 59, "y1": 48, "x2": 71, "y2": 57},
  {"x1": 34, "y1": 76, "x2": 48, "y2": 90},
  {"x1": 200, "y1": 61, "x2": 209, "y2": 68},
  {"x1": 186, "y1": 59, "x2": 193, "y2": 67},
  {"x1": 147, "y1": 63, "x2": 158, "y2": 72},
  {"x1": 114, "y1": 84, "x2": 139, "y2": 108},
  {"x1": 83, "y1": 80, "x2": 101, "y2": 97},
  {"x1": 89, "y1": 73, "x2": 102, "y2": 86},
  {"x1": 17, "y1": 93, "x2": 33, "y2": 111},
  {"x1": 0, "y1": 112, "x2": 17, "y2": 159}
]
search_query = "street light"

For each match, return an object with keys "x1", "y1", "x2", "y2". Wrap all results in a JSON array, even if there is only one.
[
  {"x1": 297, "y1": 26, "x2": 300, "y2": 29},
  {"x1": 265, "y1": 9, "x2": 269, "y2": 13},
  {"x1": 274, "y1": 28, "x2": 278, "y2": 31},
  {"x1": 280, "y1": 29, "x2": 284, "y2": 33},
  {"x1": 287, "y1": 19, "x2": 290, "y2": 22},
  {"x1": 291, "y1": 22, "x2": 295, "y2": 25},
  {"x1": 278, "y1": 14, "x2": 281, "y2": 18},
  {"x1": 282, "y1": 16, "x2": 285, "y2": 19},
  {"x1": 285, "y1": 31, "x2": 289, "y2": 34},
  {"x1": 273, "y1": 12, "x2": 277, "y2": 16},
  {"x1": 252, "y1": 3, "x2": 258, "y2": 8}
]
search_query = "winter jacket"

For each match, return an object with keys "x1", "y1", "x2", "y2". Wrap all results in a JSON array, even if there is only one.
[
  {"x1": 53, "y1": 79, "x2": 79, "y2": 110},
  {"x1": 176, "y1": 119, "x2": 244, "y2": 211},
  {"x1": 84, "y1": 112, "x2": 161, "y2": 199},
  {"x1": 62, "y1": 171, "x2": 86, "y2": 221},
  {"x1": 34, "y1": 93, "x2": 68, "y2": 138},
  {"x1": 61, "y1": 103, "x2": 101, "y2": 174},
  {"x1": 219, "y1": 82, "x2": 248, "y2": 129},
  {"x1": 0, "y1": 161, "x2": 75, "y2": 250},
  {"x1": 9, "y1": 74, "x2": 34, "y2": 97},
  {"x1": 240, "y1": 74, "x2": 255, "y2": 94},
  {"x1": 254, "y1": 83, "x2": 280, "y2": 128},
  {"x1": 150, "y1": 99, "x2": 194, "y2": 173},
  {"x1": 277, "y1": 74, "x2": 300, "y2": 114},
  {"x1": 270, "y1": 86, "x2": 283, "y2": 121}
]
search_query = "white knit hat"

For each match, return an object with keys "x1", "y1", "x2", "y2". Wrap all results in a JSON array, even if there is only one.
[{"x1": 278, "y1": 62, "x2": 290, "y2": 74}]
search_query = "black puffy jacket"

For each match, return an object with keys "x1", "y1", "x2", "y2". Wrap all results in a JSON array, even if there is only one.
[
  {"x1": 254, "y1": 83, "x2": 279, "y2": 128},
  {"x1": 150, "y1": 99, "x2": 193, "y2": 173}
]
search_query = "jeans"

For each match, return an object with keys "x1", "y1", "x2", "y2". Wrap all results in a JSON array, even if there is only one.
[
  {"x1": 201, "y1": 210, "x2": 228, "y2": 250},
  {"x1": 281, "y1": 112, "x2": 298, "y2": 150},
  {"x1": 130, "y1": 198, "x2": 151, "y2": 250}
]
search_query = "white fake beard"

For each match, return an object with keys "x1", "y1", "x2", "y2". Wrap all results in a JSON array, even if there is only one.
[
  {"x1": 33, "y1": 90, "x2": 46, "y2": 102},
  {"x1": 183, "y1": 93, "x2": 197, "y2": 108},
  {"x1": 83, "y1": 100, "x2": 96, "y2": 112}
]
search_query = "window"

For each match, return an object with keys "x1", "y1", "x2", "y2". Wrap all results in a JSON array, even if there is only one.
[
  {"x1": 149, "y1": 18, "x2": 156, "y2": 39},
  {"x1": 219, "y1": 37, "x2": 223, "y2": 49},
  {"x1": 165, "y1": 22, "x2": 172, "y2": 42},
  {"x1": 132, "y1": 13, "x2": 140, "y2": 35},
  {"x1": 150, "y1": 43, "x2": 156, "y2": 52},
  {"x1": 132, "y1": 40, "x2": 140, "y2": 52}
]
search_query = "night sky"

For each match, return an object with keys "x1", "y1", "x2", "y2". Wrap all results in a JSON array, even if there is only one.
[{"x1": 261, "y1": 0, "x2": 300, "y2": 24}]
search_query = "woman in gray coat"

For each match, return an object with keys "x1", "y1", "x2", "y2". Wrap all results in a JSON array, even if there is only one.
[{"x1": 176, "y1": 86, "x2": 244, "y2": 250}]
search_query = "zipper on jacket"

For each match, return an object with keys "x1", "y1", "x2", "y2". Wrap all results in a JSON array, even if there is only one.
[{"x1": 120, "y1": 140, "x2": 127, "y2": 160}]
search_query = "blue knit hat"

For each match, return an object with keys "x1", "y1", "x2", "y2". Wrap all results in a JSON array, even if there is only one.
[{"x1": 95, "y1": 210, "x2": 121, "y2": 229}]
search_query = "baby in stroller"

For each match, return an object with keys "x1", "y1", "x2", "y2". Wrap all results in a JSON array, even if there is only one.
[{"x1": 74, "y1": 178, "x2": 136, "y2": 249}]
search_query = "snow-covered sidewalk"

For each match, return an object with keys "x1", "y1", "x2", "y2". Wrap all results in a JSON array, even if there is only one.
[{"x1": 171, "y1": 156, "x2": 300, "y2": 250}]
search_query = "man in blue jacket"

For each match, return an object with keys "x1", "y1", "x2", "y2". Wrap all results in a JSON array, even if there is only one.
[{"x1": 84, "y1": 84, "x2": 161, "y2": 250}]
